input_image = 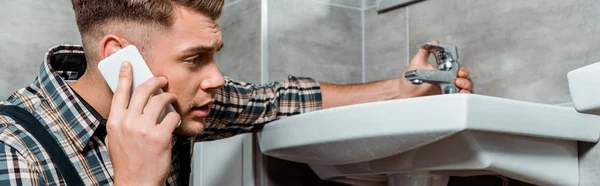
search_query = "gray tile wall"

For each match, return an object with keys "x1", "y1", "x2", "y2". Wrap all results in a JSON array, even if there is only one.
[
  {"x1": 268, "y1": 0, "x2": 363, "y2": 84},
  {"x1": 364, "y1": 6, "x2": 408, "y2": 82},
  {"x1": 367, "y1": 0, "x2": 600, "y2": 104},
  {"x1": 216, "y1": 0, "x2": 262, "y2": 83},
  {"x1": 408, "y1": 0, "x2": 600, "y2": 104},
  {"x1": 0, "y1": 0, "x2": 81, "y2": 99}
]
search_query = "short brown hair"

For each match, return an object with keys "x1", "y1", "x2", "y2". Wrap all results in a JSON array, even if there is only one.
[
  {"x1": 72, "y1": 0, "x2": 224, "y2": 35},
  {"x1": 71, "y1": 0, "x2": 224, "y2": 63}
]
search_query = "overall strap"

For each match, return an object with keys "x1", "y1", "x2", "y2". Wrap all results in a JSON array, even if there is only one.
[{"x1": 0, "y1": 105, "x2": 85, "y2": 186}]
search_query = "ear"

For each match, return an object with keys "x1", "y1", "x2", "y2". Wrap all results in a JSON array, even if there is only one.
[{"x1": 99, "y1": 35, "x2": 130, "y2": 59}]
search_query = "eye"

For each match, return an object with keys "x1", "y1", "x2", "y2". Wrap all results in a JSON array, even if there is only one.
[{"x1": 184, "y1": 55, "x2": 206, "y2": 64}]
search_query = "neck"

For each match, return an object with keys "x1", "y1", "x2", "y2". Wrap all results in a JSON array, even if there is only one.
[{"x1": 68, "y1": 68, "x2": 113, "y2": 119}]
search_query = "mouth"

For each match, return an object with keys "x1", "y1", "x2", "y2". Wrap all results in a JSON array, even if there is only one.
[{"x1": 190, "y1": 100, "x2": 214, "y2": 118}]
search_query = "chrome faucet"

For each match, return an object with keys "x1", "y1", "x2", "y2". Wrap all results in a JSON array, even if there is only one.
[{"x1": 404, "y1": 42, "x2": 460, "y2": 94}]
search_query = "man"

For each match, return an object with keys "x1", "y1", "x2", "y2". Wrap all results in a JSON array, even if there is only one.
[{"x1": 0, "y1": 0, "x2": 471, "y2": 185}]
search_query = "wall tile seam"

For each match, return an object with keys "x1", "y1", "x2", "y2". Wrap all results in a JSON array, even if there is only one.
[
  {"x1": 361, "y1": 4, "x2": 366, "y2": 83},
  {"x1": 310, "y1": 0, "x2": 364, "y2": 11},
  {"x1": 260, "y1": 0, "x2": 269, "y2": 185},
  {"x1": 260, "y1": 0, "x2": 269, "y2": 83},
  {"x1": 406, "y1": 5, "x2": 410, "y2": 66},
  {"x1": 224, "y1": 0, "x2": 244, "y2": 8},
  {"x1": 363, "y1": 6, "x2": 377, "y2": 10}
]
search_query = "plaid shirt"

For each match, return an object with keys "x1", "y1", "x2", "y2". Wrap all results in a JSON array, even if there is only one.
[{"x1": 0, "y1": 45, "x2": 322, "y2": 185}]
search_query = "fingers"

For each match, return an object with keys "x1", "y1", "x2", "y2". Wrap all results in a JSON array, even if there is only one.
[
  {"x1": 456, "y1": 67, "x2": 472, "y2": 93},
  {"x1": 128, "y1": 77, "x2": 169, "y2": 115},
  {"x1": 413, "y1": 47, "x2": 432, "y2": 65},
  {"x1": 158, "y1": 112, "x2": 181, "y2": 134},
  {"x1": 412, "y1": 40, "x2": 442, "y2": 66},
  {"x1": 458, "y1": 67, "x2": 470, "y2": 78},
  {"x1": 144, "y1": 93, "x2": 177, "y2": 122},
  {"x1": 110, "y1": 62, "x2": 133, "y2": 117},
  {"x1": 455, "y1": 78, "x2": 472, "y2": 90}
]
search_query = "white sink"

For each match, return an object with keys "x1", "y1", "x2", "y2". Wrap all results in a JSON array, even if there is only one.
[{"x1": 257, "y1": 94, "x2": 600, "y2": 186}]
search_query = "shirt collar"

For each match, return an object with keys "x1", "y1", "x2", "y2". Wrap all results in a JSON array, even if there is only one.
[{"x1": 38, "y1": 44, "x2": 105, "y2": 151}]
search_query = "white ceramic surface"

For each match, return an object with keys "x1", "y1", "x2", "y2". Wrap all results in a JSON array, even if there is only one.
[
  {"x1": 568, "y1": 61, "x2": 600, "y2": 115},
  {"x1": 258, "y1": 94, "x2": 600, "y2": 185}
]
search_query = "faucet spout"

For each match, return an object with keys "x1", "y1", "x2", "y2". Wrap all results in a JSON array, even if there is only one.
[
  {"x1": 405, "y1": 70, "x2": 458, "y2": 94},
  {"x1": 404, "y1": 42, "x2": 461, "y2": 94}
]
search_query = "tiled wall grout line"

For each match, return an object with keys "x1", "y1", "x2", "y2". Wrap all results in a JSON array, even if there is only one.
[
  {"x1": 224, "y1": 0, "x2": 244, "y2": 8},
  {"x1": 260, "y1": 0, "x2": 269, "y2": 84},
  {"x1": 361, "y1": 3, "x2": 366, "y2": 83},
  {"x1": 310, "y1": 0, "x2": 364, "y2": 11},
  {"x1": 406, "y1": 6, "x2": 410, "y2": 66},
  {"x1": 260, "y1": 0, "x2": 269, "y2": 185}
]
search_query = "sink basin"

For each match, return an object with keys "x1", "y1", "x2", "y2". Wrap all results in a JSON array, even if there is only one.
[{"x1": 257, "y1": 94, "x2": 600, "y2": 186}]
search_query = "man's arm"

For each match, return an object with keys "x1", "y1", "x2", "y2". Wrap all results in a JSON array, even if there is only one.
[
  {"x1": 321, "y1": 40, "x2": 472, "y2": 109},
  {"x1": 320, "y1": 79, "x2": 403, "y2": 109},
  {"x1": 319, "y1": 69, "x2": 470, "y2": 109},
  {"x1": 204, "y1": 76, "x2": 322, "y2": 138}
]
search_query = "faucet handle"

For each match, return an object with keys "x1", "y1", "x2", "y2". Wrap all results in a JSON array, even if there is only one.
[
  {"x1": 403, "y1": 42, "x2": 461, "y2": 94},
  {"x1": 417, "y1": 42, "x2": 460, "y2": 71}
]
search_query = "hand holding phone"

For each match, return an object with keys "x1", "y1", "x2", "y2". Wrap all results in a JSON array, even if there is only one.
[
  {"x1": 98, "y1": 45, "x2": 181, "y2": 185},
  {"x1": 98, "y1": 45, "x2": 178, "y2": 125}
]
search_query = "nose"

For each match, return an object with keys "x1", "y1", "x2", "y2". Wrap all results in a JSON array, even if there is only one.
[{"x1": 200, "y1": 64, "x2": 225, "y2": 90}]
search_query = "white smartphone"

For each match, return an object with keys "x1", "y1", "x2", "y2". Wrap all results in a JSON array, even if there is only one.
[{"x1": 97, "y1": 45, "x2": 178, "y2": 126}]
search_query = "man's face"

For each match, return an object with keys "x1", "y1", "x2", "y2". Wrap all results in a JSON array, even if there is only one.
[{"x1": 143, "y1": 6, "x2": 225, "y2": 137}]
